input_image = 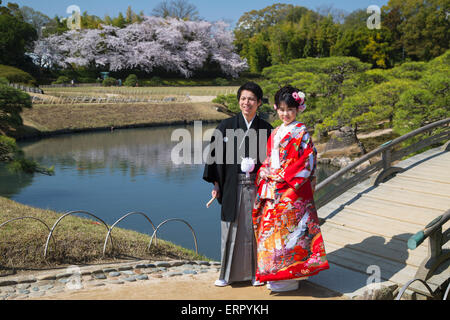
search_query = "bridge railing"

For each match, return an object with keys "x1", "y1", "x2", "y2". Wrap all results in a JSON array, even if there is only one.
[
  {"x1": 395, "y1": 209, "x2": 450, "y2": 300},
  {"x1": 314, "y1": 117, "x2": 450, "y2": 209}
]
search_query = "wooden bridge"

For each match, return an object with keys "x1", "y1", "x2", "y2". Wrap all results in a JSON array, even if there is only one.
[{"x1": 309, "y1": 119, "x2": 450, "y2": 299}]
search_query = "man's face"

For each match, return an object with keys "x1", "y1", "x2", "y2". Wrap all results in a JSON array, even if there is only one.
[{"x1": 239, "y1": 90, "x2": 261, "y2": 121}]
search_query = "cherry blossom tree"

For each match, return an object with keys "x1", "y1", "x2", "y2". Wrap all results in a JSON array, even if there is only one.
[{"x1": 31, "y1": 16, "x2": 248, "y2": 77}]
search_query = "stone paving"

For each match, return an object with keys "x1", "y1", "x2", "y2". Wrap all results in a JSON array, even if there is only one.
[{"x1": 0, "y1": 260, "x2": 221, "y2": 300}]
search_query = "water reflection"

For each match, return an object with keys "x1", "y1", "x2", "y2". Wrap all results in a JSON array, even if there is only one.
[
  {"x1": 1, "y1": 124, "x2": 341, "y2": 260},
  {"x1": 0, "y1": 166, "x2": 35, "y2": 198},
  {"x1": 20, "y1": 125, "x2": 207, "y2": 181}
]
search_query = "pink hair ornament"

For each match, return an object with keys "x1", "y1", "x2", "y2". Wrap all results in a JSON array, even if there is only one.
[{"x1": 293, "y1": 91, "x2": 306, "y2": 112}]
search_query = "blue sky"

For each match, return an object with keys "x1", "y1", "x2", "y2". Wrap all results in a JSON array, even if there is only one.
[{"x1": 10, "y1": 0, "x2": 389, "y2": 25}]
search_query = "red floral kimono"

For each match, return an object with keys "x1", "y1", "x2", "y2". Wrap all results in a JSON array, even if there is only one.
[{"x1": 252, "y1": 121, "x2": 329, "y2": 282}]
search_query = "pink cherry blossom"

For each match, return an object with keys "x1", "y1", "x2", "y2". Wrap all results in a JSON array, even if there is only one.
[{"x1": 31, "y1": 16, "x2": 248, "y2": 77}]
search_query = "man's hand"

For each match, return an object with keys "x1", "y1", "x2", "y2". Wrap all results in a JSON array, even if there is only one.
[{"x1": 212, "y1": 182, "x2": 220, "y2": 199}]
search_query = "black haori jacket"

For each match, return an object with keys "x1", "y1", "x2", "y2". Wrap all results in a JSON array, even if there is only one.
[{"x1": 203, "y1": 113, "x2": 273, "y2": 222}]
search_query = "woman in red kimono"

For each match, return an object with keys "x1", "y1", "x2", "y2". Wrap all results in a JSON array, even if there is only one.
[{"x1": 252, "y1": 85, "x2": 329, "y2": 292}]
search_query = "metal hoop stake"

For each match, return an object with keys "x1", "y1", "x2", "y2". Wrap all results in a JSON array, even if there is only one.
[
  {"x1": 44, "y1": 210, "x2": 112, "y2": 258},
  {"x1": 102, "y1": 212, "x2": 156, "y2": 256},
  {"x1": 444, "y1": 281, "x2": 450, "y2": 300},
  {"x1": 0, "y1": 217, "x2": 57, "y2": 257},
  {"x1": 395, "y1": 278, "x2": 434, "y2": 300},
  {"x1": 148, "y1": 218, "x2": 198, "y2": 255}
]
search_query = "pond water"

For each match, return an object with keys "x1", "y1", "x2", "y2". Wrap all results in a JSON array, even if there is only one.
[{"x1": 0, "y1": 124, "x2": 340, "y2": 260}]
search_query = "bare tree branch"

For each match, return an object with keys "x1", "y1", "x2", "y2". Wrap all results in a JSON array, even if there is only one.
[{"x1": 152, "y1": 0, "x2": 199, "y2": 20}]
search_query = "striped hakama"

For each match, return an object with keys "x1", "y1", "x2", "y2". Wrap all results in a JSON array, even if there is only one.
[{"x1": 219, "y1": 173, "x2": 257, "y2": 283}]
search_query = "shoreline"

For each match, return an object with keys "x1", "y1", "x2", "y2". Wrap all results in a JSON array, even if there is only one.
[
  {"x1": 15, "y1": 118, "x2": 224, "y2": 142},
  {"x1": 11, "y1": 101, "x2": 232, "y2": 142}
]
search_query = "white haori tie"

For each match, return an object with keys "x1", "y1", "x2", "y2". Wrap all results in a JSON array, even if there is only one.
[
  {"x1": 238, "y1": 115, "x2": 255, "y2": 151},
  {"x1": 239, "y1": 115, "x2": 256, "y2": 178},
  {"x1": 271, "y1": 121, "x2": 299, "y2": 169},
  {"x1": 241, "y1": 157, "x2": 255, "y2": 178}
]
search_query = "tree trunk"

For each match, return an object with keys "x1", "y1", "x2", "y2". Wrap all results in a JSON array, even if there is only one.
[{"x1": 353, "y1": 123, "x2": 367, "y2": 155}]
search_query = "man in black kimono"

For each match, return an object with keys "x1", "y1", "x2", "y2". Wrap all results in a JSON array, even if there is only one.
[{"x1": 203, "y1": 82, "x2": 272, "y2": 287}]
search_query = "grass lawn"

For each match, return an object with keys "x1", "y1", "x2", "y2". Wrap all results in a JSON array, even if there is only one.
[
  {"x1": 0, "y1": 196, "x2": 208, "y2": 274},
  {"x1": 13, "y1": 102, "x2": 231, "y2": 139}
]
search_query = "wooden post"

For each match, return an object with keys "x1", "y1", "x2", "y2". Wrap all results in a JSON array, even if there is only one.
[
  {"x1": 410, "y1": 209, "x2": 450, "y2": 282},
  {"x1": 381, "y1": 148, "x2": 392, "y2": 170},
  {"x1": 442, "y1": 140, "x2": 450, "y2": 152},
  {"x1": 428, "y1": 227, "x2": 443, "y2": 259}
]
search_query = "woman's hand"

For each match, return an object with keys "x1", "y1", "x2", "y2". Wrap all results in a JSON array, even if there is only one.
[
  {"x1": 259, "y1": 167, "x2": 270, "y2": 180},
  {"x1": 272, "y1": 175, "x2": 284, "y2": 183}
]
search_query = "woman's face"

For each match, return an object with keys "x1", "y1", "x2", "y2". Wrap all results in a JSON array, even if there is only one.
[
  {"x1": 277, "y1": 102, "x2": 298, "y2": 126},
  {"x1": 239, "y1": 90, "x2": 261, "y2": 121}
]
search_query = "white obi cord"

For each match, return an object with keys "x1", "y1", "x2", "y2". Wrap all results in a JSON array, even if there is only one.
[{"x1": 270, "y1": 121, "x2": 299, "y2": 169}]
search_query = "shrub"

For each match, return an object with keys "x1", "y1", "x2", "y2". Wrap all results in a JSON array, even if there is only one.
[
  {"x1": 213, "y1": 94, "x2": 240, "y2": 113},
  {"x1": 52, "y1": 76, "x2": 71, "y2": 84},
  {"x1": 0, "y1": 77, "x2": 9, "y2": 85},
  {"x1": 0, "y1": 84, "x2": 32, "y2": 130},
  {"x1": 124, "y1": 74, "x2": 138, "y2": 87},
  {"x1": 259, "y1": 103, "x2": 274, "y2": 114},
  {"x1": 102, "y1": 77, "x2": 117, "y2": 86},
  {"x1": 0, "y1": 65, "x2": 36, "y2": 85}
]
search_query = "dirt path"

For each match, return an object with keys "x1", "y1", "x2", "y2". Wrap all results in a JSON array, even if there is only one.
[
  {"x1": 189, "y1": 96, "x2": 216, "y2": 103},
  {"x1": 358, "y1": 128, "x2": 393, "y2": 139},
  {"x1": 31, "y1": 271, "x2": 345, "y2": 300}
]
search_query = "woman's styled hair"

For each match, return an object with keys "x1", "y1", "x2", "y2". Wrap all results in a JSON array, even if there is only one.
[
  {"x1": 237, "y1": 81, "x2": 263, "y2": 102},
  {"x1": 274, "y1": 85, "x2": 306, "y2": 111}
]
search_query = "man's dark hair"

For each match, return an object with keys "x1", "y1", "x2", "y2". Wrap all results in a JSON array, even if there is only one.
[{"x1": 237, "y1": 82, "x2": 263, "y2": 102}]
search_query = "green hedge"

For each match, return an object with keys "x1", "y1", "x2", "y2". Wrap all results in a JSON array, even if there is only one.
[
  {"x1": 124, "y1": 74, "x2": 138, "y2": 87},
  {"x1": 102, "y1": 77, "x2": 117, "y2": 86},
  {"x1": 213, "y1": 77, "x2": 229, "y2": 86},
  {"x1": 77, "y1": 77, "x2": 96, "y2": 83}
]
